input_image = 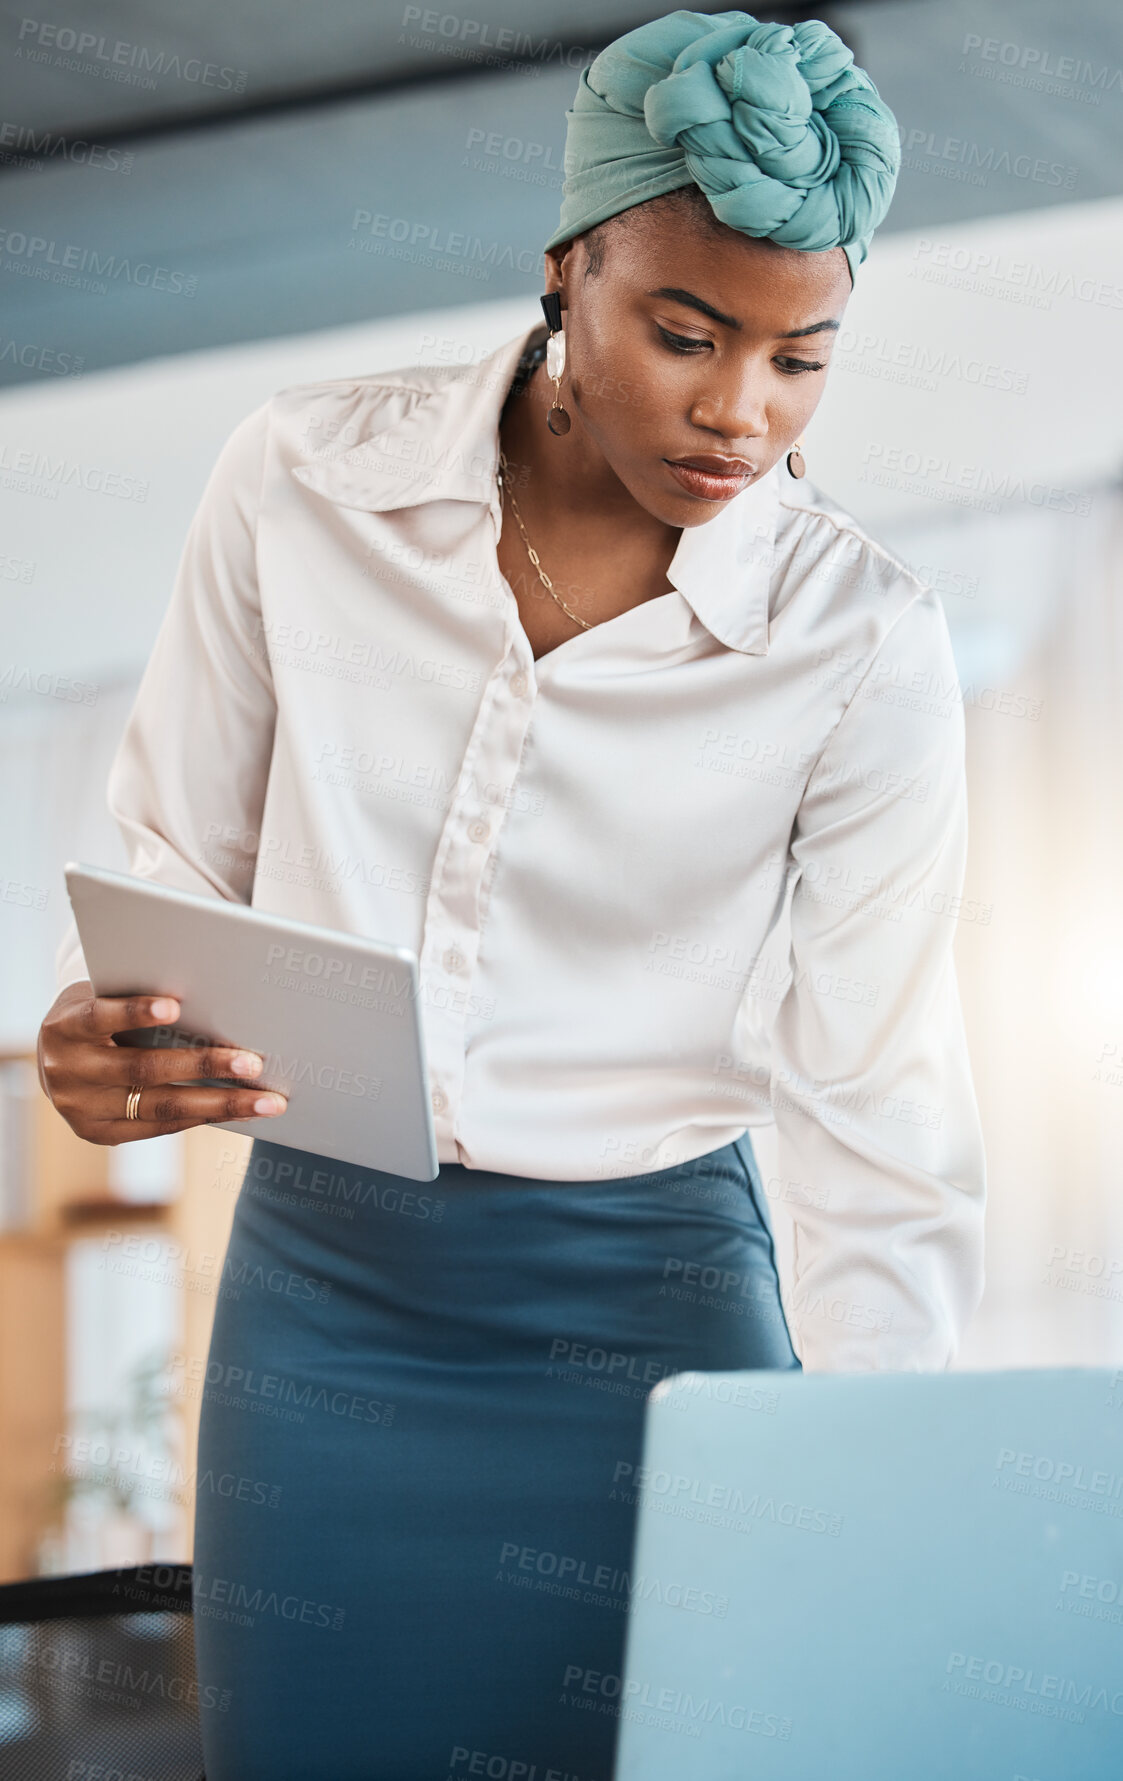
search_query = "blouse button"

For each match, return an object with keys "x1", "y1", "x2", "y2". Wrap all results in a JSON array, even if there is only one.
[
  {"x1": 467, "y1": 819, "x2": 490, "y2": 844},
  {"x1": 510, "y1": 671, "x2": 528, "y2": 697},
  {"x1": 431, "y1": 1087, "x2": 448, "y2": 1114},
  {"x1": 442, "y1": 946, "x2": 465, "y2": 973}
]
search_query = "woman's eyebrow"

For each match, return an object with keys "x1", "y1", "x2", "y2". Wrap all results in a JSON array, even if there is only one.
[
  {"x1": 647, "y1": 288, "x2": 841, "y2": 339},
  {"x1": 647, "y1": 286, "x2": 741, "y2": 328}
]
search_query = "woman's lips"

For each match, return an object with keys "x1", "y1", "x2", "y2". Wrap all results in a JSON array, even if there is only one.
[{"x1": 664, "y1": 456, "x2": 757, "y2": 501}]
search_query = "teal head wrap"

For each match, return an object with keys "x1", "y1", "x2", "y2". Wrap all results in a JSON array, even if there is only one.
[{"x1": 543, "y1": 9, "x2": 901, "y2": 285}]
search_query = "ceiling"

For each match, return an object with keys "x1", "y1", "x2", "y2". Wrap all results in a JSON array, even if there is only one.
[
  {"x1": 3, "y1": 2, "x2": 882, "y2": 135},
  {"x1": 0, "y1": 0, "x2": 1119, "y2": 386}
]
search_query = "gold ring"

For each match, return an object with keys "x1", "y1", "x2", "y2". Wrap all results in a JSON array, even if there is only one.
[{"x1": 125, "y1": 1087, "x2": 143, "y2": 1122}]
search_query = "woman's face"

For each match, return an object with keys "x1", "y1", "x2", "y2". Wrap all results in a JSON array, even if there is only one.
[{"x1": 545, "y1": 200, "x2": 853, "y2": 528}]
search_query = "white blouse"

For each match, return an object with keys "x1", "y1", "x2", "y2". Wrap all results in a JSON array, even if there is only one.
[{"x1": 56, "y1": 321, "x2": 987, "y2": 1372}]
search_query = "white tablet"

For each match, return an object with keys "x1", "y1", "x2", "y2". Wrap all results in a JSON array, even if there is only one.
[{"x1": 64, "y1": 862, "x2": 439, "y2": 1181}]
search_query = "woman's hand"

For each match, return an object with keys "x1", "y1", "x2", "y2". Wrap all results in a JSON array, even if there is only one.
[{"x1": 37, "y1": 981, "x2": 287, "y2": 1145}]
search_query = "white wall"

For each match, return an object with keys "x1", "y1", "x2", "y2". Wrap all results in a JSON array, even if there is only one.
[{"x1": 3, "y1": 193, "x2": 1120, "y2": 691}]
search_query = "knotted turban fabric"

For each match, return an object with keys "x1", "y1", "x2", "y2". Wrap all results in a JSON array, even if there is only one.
[{"x1": 543, "y1": 9, "x2": 901, "y2": 284}]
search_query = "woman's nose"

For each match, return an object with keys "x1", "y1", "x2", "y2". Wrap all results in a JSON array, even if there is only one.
[{"x1": 689, "y1": 371, "x2": 768, "y2": 442}]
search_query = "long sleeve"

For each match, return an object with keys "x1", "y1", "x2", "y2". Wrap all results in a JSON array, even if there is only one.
[
  {"x1": 769, "y1": 585, "x2": 987, "y2": 1371},
  {"x1": 54, "y1": 400, "x2": 276, "y2": 992}
]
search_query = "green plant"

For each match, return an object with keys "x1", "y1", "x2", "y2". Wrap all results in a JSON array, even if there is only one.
[{"x1": 46, "y1": 1345, "x2": 180, "y2": 1518}]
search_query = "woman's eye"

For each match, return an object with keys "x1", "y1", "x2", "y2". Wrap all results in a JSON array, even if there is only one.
[
  {"x1": 656, "y1": 325, "x2": 710, "y2": 354},
  {"x1": 775, "y1": 358, "x2": 826, "y2": 375}
]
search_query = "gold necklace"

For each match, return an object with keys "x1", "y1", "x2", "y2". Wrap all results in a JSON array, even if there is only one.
[{"x1": 497, "y1": 449, "x2": 593, "y2": 632}]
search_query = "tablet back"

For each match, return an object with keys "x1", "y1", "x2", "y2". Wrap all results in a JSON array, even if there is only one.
[
  {"x1": 66, "y1": 863, "x2": 439, "y2": 1180},
  {"x1": 612, "y1": 1366, "x2": 1123, "y2": 1778}
]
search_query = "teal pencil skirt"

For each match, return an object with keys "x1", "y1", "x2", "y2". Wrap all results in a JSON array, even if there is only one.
[{"x1": 191, "y1": 1131, "x2": 799, "y2": 1779}]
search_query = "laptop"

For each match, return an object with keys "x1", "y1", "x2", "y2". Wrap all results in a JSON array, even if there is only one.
[{"x1": 613, "y1": 1366, "x2": 1123, "y2": 1777}]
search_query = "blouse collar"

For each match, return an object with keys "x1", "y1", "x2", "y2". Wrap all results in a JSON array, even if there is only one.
[{"x1": 288, "y1": 322, "x2": 780, "y2": 656}]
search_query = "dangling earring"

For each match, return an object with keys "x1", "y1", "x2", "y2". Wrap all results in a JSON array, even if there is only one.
[
  {"x1": 540, "y1": 291, "x2": 571, "y2": 436},
  {"x1": 786, "y1": 439, "x2": 806, "y2": 478}
]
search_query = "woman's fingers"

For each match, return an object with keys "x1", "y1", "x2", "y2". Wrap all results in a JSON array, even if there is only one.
[
  {"x1": 51, "y1": 988, "x2": 184, "y2": 1040},
  {"x1": 37, "y1": 980, "x2": 287, "y2": 1141},
  {"x1": 92, "y1": 1042, "x2": 266, "y2": 1087},
  {"x1": 75, "y1": 1082, "x2": 288, "y2": 1142}
]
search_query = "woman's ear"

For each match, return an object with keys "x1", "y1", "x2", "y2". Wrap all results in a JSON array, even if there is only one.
[{"x1": 542, "y1": 241, "x2": 576, "y2": 308}]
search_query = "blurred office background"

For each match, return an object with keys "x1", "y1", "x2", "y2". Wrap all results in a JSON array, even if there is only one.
[{"x1": 1, "y1": 0, "x2": 1122, "y2": 1579}]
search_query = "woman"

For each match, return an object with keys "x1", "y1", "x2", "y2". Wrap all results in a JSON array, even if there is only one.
[{"x1": 39, "y1": 11, "x2": 986, "y2": 1777}]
